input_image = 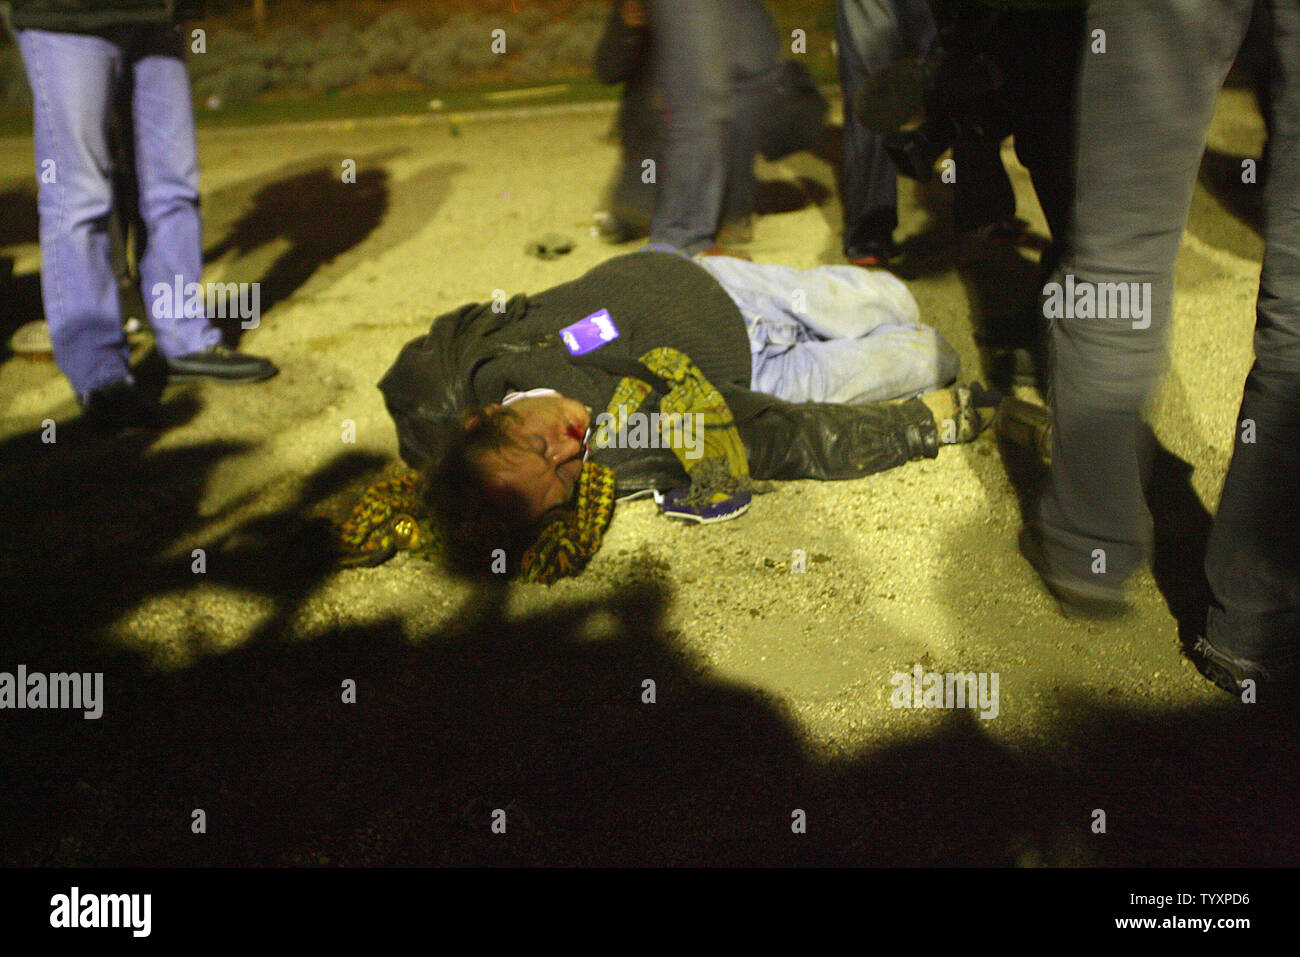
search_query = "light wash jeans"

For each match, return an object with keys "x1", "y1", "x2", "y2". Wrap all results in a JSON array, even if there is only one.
[
  {"x1": 695, "y1": 255, "x2": 960, "y2": 403},
  {"x1": 18, "y1": 24, "x2": 219, "y2": 398}
]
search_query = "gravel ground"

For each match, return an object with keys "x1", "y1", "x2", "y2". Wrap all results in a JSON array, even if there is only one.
[{"x1": 0, "y1": 91, "x2": 1295, "y2": 866}]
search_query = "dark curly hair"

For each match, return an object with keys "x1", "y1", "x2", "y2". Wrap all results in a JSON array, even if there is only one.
[{"x1": 421, "y1": 406, "x2": 548, "y2": 581}]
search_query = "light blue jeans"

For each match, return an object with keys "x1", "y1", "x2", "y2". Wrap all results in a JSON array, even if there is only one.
[
  {"x1": 695, "y1": 255, "x2": 960, "y2": 403},
  {"x1": 18, "y1": 24, "x2": 219, "y2": 398}
]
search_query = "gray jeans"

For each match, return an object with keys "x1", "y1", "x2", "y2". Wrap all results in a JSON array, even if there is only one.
[
  {"x1": 1038, "y1": 0, "x2": 1300, "y2": 666},
  {"x1": 646, "y1": 0, "x2": 781, "y2": 253}
]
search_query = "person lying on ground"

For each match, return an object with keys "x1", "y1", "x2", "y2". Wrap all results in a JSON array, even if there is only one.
[{"x1": 339, "y1": 249, "x2": 999, "y2": 580}]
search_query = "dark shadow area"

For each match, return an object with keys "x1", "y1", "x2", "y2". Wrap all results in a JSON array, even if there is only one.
[
  {"x1": 889, "y1": 174, "x2": 962, "y2": 281},
  {"x1": 1199, "y1": 147, "x2": 1265, "y2": 237},
  {"x1": 201, "y1": 161, "x2": 389, "y2": 337},
  {"x1": 753, "y1": 175, "x2": 831, "y2": 216},
  {"x1": 199, "y1": 154, "x2": 462, "y2": 340},
  {"x1": 1143, "y1": 431, "x2": 1216, "y2": 652},
  {"x1": 3, "y1": 153, "x2": 461, "y2": 349},
  {"x1": 0, "y1": 184, "x2": 42, "y2": 350},
  {"x1": 0, "y1": 413, "x2": 1296, "y2": 866},
  {"x1": 0, "y1": 183, "x2": 37, "y2": 249},
  {"x1": 993, "y1": 432, "x2": 1047, "y2": 527},
  {"x1": 992, "y1": 416, "x2": 1218, "y2": 656}
]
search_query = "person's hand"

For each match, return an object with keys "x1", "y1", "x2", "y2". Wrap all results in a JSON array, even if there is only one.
[{"x1": 621, "y1": 0, "x2": 648, "y2": 29}]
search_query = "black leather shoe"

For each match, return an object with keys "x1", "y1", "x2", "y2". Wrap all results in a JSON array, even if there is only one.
[
  {"x1": 1191, "y1": 637, "x2": 1270, "y2": 696},
  {"x1": 1018, "y1": 525, "x2": 1131, "y2": 620},
  {"x1": 166, "y1": 345, "x2": 278, "y2": 382},
  {"x1": 82, "y1": 380, "x2": 166, "y2": 432}
]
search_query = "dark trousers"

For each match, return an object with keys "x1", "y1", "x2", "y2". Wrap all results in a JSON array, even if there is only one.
[
  {"x1": 983, "y1": 6, "x2": 1083, "y2": 261},
  {"x1": 1039, "y1": 0, "x2": 1300, "y2": 668},
  {"x1": 835, "y1": 0, "x2": 937, "y2": 252}
]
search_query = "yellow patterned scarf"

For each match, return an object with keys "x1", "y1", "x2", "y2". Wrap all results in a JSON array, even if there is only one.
[{"x1": 334, "y1": 460, "x2": 617, "y2": 584}]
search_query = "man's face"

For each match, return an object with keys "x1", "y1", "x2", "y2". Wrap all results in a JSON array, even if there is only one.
[{"x1": 476, "y1": 394, "x2": 592, "y2": 521}]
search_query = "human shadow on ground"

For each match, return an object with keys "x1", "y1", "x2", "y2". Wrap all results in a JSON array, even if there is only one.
[
  {"x1": 991, "y1": 414, "x2": 1217, "y2": 656},
  {"x1": 0, "y1": 183, "x2": 41, "y2": 349},
  {"x1": 753, "y1": 175, "x2": 832, "y2": 217},
  {"x1": 1200, "y1": 147, "x2": 1265, "y2": 239},
  {"x1": 200, "y1": 154, "x2": 462, "y2": 340},
  {"x1": 2, "y1": 153, "x2": 462, "y2": 353},
  {"x1": 1143, "y1": 436, "x2": 1217, "y2": 651},
  {"x1": 0, "y1": 412, "x2": 1296, "y2": 866}
]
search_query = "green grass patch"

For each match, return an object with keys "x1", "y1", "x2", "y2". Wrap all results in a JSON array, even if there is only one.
[{"x1": 0, "y1": 76, "x2": 622, "y2": 139}]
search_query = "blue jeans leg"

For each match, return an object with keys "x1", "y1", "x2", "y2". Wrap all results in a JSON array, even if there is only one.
[
  {"x1": 19, "y1": 28, "x2": 130, "y2": 398},
  {"x1": 697, "y1": 256, "x2": 960, "y2": 402},
  {"x1": 18, "y1": 26, "x2": 218, "y2": 400},
  {"x1": 132, "y1": 25, "x2": 220, "y2": 359}
]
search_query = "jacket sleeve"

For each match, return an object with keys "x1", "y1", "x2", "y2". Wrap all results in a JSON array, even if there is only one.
[
  {"x1": 603, "y1": 387, "x2": 940, "y2": 493},
  {"x1": 725, "y1": 388, "x2": 939, "y2": 482}
]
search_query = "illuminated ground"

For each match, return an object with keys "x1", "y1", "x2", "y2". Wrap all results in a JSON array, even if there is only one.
[{"x1": 0, "y1": 91, "x2": 1295, "y2": 865}]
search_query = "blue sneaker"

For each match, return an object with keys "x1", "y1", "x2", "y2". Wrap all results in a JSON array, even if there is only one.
[{"x1": 654, "y1": 487, "x2": 751, "y2": 524}]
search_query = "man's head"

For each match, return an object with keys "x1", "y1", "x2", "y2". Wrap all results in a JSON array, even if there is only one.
[
  {"x1": 422, "y1": 392, "x2": 591, "y2": 579},
  {"x1": 469, "y1": 393, "x2": 592, "y2": 521}
]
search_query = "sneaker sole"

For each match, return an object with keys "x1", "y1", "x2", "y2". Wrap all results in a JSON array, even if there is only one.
[
  {"x1": 661, "y1": 499, "x2": 752, "y2": 524},
  {"x1": 167, "y1": 367, "x2": 279, "y2": 384}
]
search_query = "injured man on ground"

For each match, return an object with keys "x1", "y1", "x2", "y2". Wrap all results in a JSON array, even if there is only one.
[{"x1": 335, "y1": 250, "x2": 1000, "y2": 582}]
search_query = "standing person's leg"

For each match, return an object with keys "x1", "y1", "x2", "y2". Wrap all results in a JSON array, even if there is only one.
[
  {"x1": 1203, "y1": 0, "x2": 1300, "y2": 677},
  {"x1": 129, "y1": 24, "x2": 220, "y2": 358},
  {"x1": 995, "y1": 6, "x2": 1084, "y2": 261},
  {"x1": 17, "y1": 28, "x2": 129, "y2": 399},
  {"x1": 646, "y1": 0, "x2": 730, "y2": 254},
  {"x1": 1031, "y1": 0, "x2": 1255, "y2": 606},
  {"x1": 719, "y1": 0, "x2": 782, "y2": 233},
  {"x1": 835, "y1": 0, "x2": 935, "y2": 262},
  {"x1": 951, "y1": 134, "x2": 1015, "y2": 235}
]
